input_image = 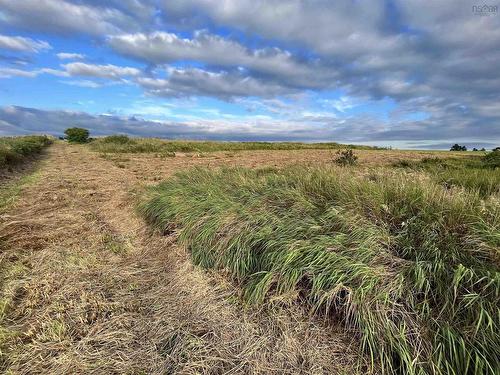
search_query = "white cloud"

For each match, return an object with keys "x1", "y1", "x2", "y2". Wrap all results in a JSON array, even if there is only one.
[
  {"x1": 62, "y1": 80, "x2": 102, "y2": 88},
  {"x1": 0, "y1": 34, "x2": 51, "y2": 52},
  {"x1": 0, "y1": 67, "x2": 39, "y2": 78},
  {"x1": 0, "y1": 62, "x2": 141, "y2": 82},
  {"x1": 0, "y1": 0, "x2": 142, "y2": 35},
  {"x1": 56, "y1": 52, "x2": 85, "y2": 60},
  {"x1": 62, "y1": 62, "x2": 141, "y2": 80}
]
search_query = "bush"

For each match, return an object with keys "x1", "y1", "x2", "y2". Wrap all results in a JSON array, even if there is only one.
[
  {"x1": 450, "y1": 144, "x2": 467, "y2": 151},
  {"x1": 64, "y1": 127, "x2": 89, "y2": 143},
  {"x1": 334, "y1": 149, "x2": 358, "y2": 166},
  {"x1": 101, "y1": 135, "x2": 134, "y2": 144},
  {"x1": 140, "y1": 166, "x2": 499, "y2": 375},
  {"x1": 482, "y1": 150, "x2": 500, "y2": 169}
]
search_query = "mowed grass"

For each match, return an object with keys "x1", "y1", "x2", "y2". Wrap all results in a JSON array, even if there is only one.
[
  {"x1": 0, "y1": 135, "x2": 52, "y2": 170},
  {"x1": 90, "y1": 135, "x2": 383, "y2": 153},
  {"x1": 140, "y1": 165, "x2": 499, "y2": 375}
]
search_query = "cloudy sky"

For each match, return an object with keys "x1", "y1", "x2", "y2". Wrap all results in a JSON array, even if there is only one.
[{"x1": 0, "y1": 1, "x2": 499, "y2": 149}]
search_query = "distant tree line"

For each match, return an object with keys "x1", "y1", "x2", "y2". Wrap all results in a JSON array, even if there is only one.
[{"x1": 450, "y1": 144, "x2": 498, "y2": 152}]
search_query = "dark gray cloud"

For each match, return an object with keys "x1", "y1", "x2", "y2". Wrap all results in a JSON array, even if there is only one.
[{"x1": 136, "y1": 67, "x2": 299, "y2": 99}]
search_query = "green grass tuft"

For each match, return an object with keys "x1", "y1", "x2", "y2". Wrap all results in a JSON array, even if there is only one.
[{"x1": 139, "y1": 166, "x2": 499, "y2": 375}]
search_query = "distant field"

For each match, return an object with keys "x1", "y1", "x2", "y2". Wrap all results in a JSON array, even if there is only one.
[
  {"x1": 90, "y1": 135, "x2": 384, "y2": 153},
  {"x1": 0, "y1": 135, "x2": 52, "y2": 170},
  {"x1": 140, "y1": 151, "x2": 500, "y2": 374}
]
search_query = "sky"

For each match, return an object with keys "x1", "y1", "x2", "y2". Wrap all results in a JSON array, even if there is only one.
[{"x1": 0, "y1": 0, "x2": 499, "y2": 149}]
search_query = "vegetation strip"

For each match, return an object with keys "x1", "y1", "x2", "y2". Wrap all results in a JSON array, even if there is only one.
[
  {"x1": 0, "y1": 136, "x2": 52, "y2": 170},
  {"x1": 140, "y1": 165, "x2": 500, "y2": 375},
  {"x1": 90, "y1": 135, "x2": 383, "y2": 153}
]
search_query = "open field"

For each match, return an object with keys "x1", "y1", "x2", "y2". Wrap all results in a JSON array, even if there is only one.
[{"x1": 0, "y1": 140, "x2": 498, "y2": 374}]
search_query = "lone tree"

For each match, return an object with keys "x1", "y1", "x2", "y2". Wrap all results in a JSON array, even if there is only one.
[
  {"x1": 64, "y1": 127, "x2": 89, "y2": 143},
  {"x1": 450, "y1": 144, "x2": 467, "y2": 151}
]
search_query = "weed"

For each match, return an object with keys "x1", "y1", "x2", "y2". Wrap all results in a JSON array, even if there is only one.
[{"x1": 334, "y1": 149, "x2": 358, "y2": 166}]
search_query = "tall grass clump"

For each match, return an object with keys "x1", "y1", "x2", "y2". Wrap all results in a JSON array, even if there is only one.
[
  {"x1": 91, "y1": 136, "x2": 382, "y2": 154},
  {"x1": 0, "y1": 136, "x2": 52, "y2": 170},
  {"x1": 140, "y1": 166, "x2": 499, "y2": 375},
  {"x1": 394, "y1": 156, "x2": 500, "y2": 197},
  {"x1": 482, "y1": 150, "x2": 500, "y2": 169}
]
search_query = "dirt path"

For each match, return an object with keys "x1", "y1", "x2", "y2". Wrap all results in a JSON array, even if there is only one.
[{"x1": 0, "y1": 143, "x2": 358, "y2": 374}]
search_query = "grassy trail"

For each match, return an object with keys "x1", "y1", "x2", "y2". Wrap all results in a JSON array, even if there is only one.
[{"x1": 0, "y1": 143, "x2": 358, "y2": 374}]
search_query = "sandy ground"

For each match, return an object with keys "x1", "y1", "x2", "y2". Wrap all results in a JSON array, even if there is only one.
[{"x1": 0, "y1": 143, "x2": 369, "y2": 375}]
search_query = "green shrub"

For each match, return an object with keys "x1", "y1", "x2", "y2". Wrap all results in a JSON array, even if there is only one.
[
  {"x1": 483, "y1": 150, "x2": 500, "y2": 169},
  {"x1": 140, "y1": 166, "x2": 499, "y2": 375},
  {"x1": 0, "y1": 135, "x2": 52, "y2": 169},
  {"x1": 101, "y1": 135, "x2": 134, "y2": 144},
  {"x1": 334, "y1": 149, "x2": 358, "y2": 166},
  {"x1": 64, "y1": 127, "x2": 89, "y2": 143}
]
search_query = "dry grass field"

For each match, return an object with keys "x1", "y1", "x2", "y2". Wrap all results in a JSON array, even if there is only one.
[{"x1": 0, "y1": 141, "x2": 498, "y2": 374}]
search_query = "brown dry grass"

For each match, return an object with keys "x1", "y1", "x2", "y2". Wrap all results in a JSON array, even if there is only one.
[
  {"x1": 97, "y1": 147, "x2": 457, "y2": 186},
  {"x1": 1, "y1": 143, "x2": 370, "y2": 374}
]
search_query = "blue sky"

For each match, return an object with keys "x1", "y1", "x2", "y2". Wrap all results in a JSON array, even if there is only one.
[{"x1": 0, "y1": 0, "x2": 499, "y2": 149}]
